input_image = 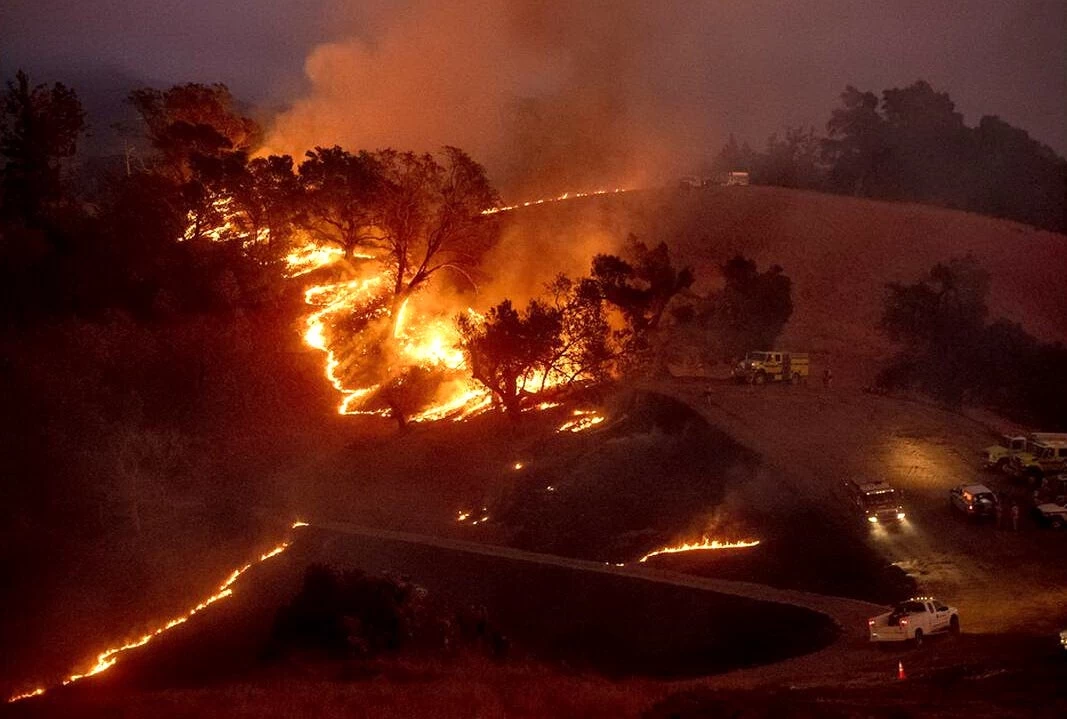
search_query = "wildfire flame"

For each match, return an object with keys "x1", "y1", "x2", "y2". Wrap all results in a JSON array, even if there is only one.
[
  {"x1": 8, "y1": 522, "x2": 310, "y2": 704},
  {"x1": 557, "y1": 409, "x2": 605, "y2": 433},
  {"x1": 638, "y1": 537, "x2": 761, "y2": 563},
  {"x1": 196, "y1": 185, "x2": 628, "y2": 422},
  {"x1": 480, "y1": 188, "x2": 629, "y2": 215}
]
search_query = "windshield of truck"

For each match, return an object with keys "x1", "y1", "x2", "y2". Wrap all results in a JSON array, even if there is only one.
[
  {"x1": 747, "y1": 352, "x2": 768, "y2": 361},
  {"x1": 864, "y1": 489, "x2": 897, "y2": 508}
]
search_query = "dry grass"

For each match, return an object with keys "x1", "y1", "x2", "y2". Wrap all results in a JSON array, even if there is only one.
[{"x1": 23, "y1": 659, "x2": 665, "y2": 719}]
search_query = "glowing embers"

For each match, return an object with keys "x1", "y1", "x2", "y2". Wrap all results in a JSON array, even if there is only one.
[
  {"x1": 481, "y1": 187, "x2": 630, "y2": 215},
  {"x1": 456, "y1": 507, "x2": 490, "y2": 525},
  {"x1": 637, "y1": 537, "x2": 760, "y2": 563},
  {"x1": 183, "y1": 196, "x2": 271, "y2": 245},
  {"x1": 8, "y1": 523, "x2": 310, "y2": 704},
  {"x1": 557, "y1": 409, "x2": 605, "y2": 433}
]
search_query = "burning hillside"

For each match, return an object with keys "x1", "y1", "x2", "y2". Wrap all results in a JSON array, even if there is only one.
[
  {"x1": 272, "y1": 180, "x2": 636, "y2": 424},
  {"x1": 8, "y1": 523, "x2": 310, "y2": 704}
]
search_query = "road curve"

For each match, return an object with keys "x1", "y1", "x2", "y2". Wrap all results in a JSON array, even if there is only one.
[{"x1": 310, "y1": 518, "x2": 885, "y2": 683}]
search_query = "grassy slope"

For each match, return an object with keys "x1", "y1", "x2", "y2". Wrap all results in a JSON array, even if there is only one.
[{"x1": 499, "y1": 186, "x2": 1067, "y2": 385}]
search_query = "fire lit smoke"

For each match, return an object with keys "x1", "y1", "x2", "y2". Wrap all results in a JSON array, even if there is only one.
[
  {"x1": 261, "y1": 1, "x2": 725, "y2": 196},
  {"x1": 638, "y1": 537, "x2": 760, "y2": 563},
  {"x1": 8, "y1": 522, "x2": 310, "y2": 704}
]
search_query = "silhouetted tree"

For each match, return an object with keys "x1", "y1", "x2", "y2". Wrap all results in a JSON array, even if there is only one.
[
  {"x1": 296, "y1": 146, "x2": 381, "y2": 259},
  {"x1": 878, "y1": 256, "x2": 1067, "y2": 427},
  {"x1": 458, "y1": 299, "x2": 562, "y2": 417},
  {"x1": 591, "y1": 236, "x2": 694, "y2": 359},
  {"x1": 697, "y1": 255, "x2": 793, "y2": 360},
  {"x1": 128, "y1": 83, "x2": 260, "y2": 181},
  {"x1": 729, "y1": 80, "x2": 1067, "y2": 231},
  {"x1": 822, "y1": 85, "x2": 887, "y2": 196},
  {"x1": 539, "y1": 274, "x2": 615, "y2": 389},
  {"x1": 374, "y1": 146, "x2": 499, "y2": 310},
  {"x1": 0, "y1": 70, "x2": 85, "y2": 223},
  {"x1": 753, "y1": 127, "x2": 825, "y2": 189}
]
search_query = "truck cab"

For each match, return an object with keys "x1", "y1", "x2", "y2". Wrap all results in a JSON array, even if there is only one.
[{"x1": 983, "y1": 434, "x2": 1027, "y2": 470}]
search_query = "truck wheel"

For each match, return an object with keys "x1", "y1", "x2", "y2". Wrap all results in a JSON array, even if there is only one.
[
  {"x1": 754, "y1": 372, "x2": 766, "y2": 385},
  {"x1": 912, "y1": 629, "x2": 923, "y2": 647},
  {"x1": 1051, "y1": 516, "x2": 1065, "y2": 530},
  {"x1": 791, "y1": 372, "x2": 801, "y2": 384},
  {"x1": 949, "y1": 616, "x2": 960, "y2": 636}
]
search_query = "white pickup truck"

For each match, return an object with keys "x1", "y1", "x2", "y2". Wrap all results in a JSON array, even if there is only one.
[
  {"x1": 1034, "y1": 502, "x2": 1067, "y2": 529},
  {"x1": 868, "y1": 598, "x2": 960, "y2": 646}
]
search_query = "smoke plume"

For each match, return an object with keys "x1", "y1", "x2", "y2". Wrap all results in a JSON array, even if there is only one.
[{"x1": 265, "y1": 0, "x2": 717, "y2": 197}]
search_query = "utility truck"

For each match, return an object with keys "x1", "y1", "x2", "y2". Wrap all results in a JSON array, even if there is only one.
[
  {"x1": 868, "y1": 598, "x2": 959, "y2": 646},
  {"x1": 1009, "y1": 438, "x2": 1067, "y2": 483},
  {"x1": 983, "y1": 432, "x2": 1067, "y2": 471},
  {"x1": 845, "y1": 479, "x2": 906, "y2": 524},
  {"x1": 983, "y1": 434, "x2": 1028, "y2": 470},
  {"x1": 733, "y1": 351, "x2": 810, "y2": 384}
]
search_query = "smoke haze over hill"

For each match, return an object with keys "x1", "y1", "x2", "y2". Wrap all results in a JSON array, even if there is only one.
[{"x1": 4, "y1": 1, "x2": 1065, "y2": 195}]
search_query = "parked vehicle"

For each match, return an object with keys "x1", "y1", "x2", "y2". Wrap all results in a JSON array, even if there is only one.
[
  {"x1": 845, "y1": 479, "x2": 905, "y2": 523},
  {"x1": 726, "y1": 171, "x2": 750, "y2": 186},
  {"x1": 949, "y1": 484, "x2": 999, "y2": 519},
  {"x1": 1009, "y1": 438, "x2": 1067, "y2": 484},
  {"x1": 1034, "y1": 502, "x2": 1067, "y2": 529},
  {"x1": 1034, "y1": 474, "x2": 1067, "y2": 505},
  {"x1": 868, "y1": 597, "x2": 959, "y2": 645},
  {"x1": 733, "y1": 351, "x2": 810, "y2": 384},
  {"x1": 983, "y1": 434, "x2": 1027, "y2": 470}
]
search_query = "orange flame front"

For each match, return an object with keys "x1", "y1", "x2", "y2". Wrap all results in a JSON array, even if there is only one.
[
  {"x1": 557, "y1": 409, "x2": 605, "y2": 433},
  {"x1": 480, "y1": 188, "x2": 630, "y2": 215},
  {"x1": 638, "y1": 537, "x2": 760, "y2": 563},
  {"x1": 8, "y1": 522, "x2": 310, "y2": 704},
  {"x1": 195, "y1": 186, "x2": 628, "y2": 422}
]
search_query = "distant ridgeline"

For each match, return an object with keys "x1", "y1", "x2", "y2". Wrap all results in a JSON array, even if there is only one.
[{"x1": 714, "y1": 80, "x2": 1067, "y2": 234}]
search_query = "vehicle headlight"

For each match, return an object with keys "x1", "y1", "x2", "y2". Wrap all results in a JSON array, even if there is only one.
[
  {"x1": 868, "y1": 516, "x2": 878, "y2": 523},
  {"x1": 897, "y1": 512, "x2": 906, "y2": 520}
]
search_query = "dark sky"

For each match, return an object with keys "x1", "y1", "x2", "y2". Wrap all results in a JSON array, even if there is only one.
[{"x1": 3, "y1": 0, "x2": 1064, "y2": 176}]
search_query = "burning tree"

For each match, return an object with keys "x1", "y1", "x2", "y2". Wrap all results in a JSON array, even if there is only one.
[
  {"x1": 373, "y1": 146, "x2": 499, "y2": 311},
  {"x1": 458, "y1": 299, "x2": 562, "y2": 417},
  {"x1": 296, "y1": 146, "x2": 381, "y2": 260},
  {"x1": 128, "y1": 83, "x2": 260, "y2": 182},
  {"x1": 540, "y1": 274, "x2": 615, "y2": 389}
]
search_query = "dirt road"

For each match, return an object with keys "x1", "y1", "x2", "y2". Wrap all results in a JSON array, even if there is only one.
[{"x1": 657, "y1": 379, "x2": 1067, "y2": 634}]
